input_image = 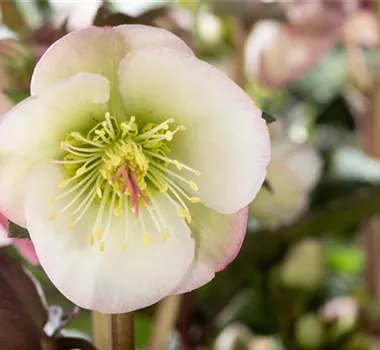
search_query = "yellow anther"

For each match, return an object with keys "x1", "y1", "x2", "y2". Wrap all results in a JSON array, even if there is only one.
[
  {"x1": 142, "y1": 234, "x2": 152, "y2": 246},
  {"x1": 95, "y1": 229, "x2": 102, "y2": 241},
  {"x1": 90, "y1": 236, "x2": 95, "y2": 245},
  {"x1": 173, "y1": 160, "x2": 182, "y2": 170},
  {"x1": 95, "y1": 129, "x2": 105, "y2": 136},
  {"x1": 165, "y1": 131, "x2": 173, "y2": 141},
  {"x1": 113, "y1": 207, "x2": 123, "y2": 216},
  {"x1": 189, "y1": 181, "x2": 198, "y2": 191},
  {"x1": 76, "y1": 165, "x2": 86, "y2": 176},
  {"x1": 159, "y1": 184, "x2": 169, "y2": 193},
  {"x1": 70, "y1": 132, "x2": 81, "y2": 139},
  {"x1": 49, "y1": 213, "x2": 58, "y2": 221},
  {"x1": 177, "y1": 208, "x2": 192, "y2": 224},
  {"x1": 96, "y1": 186, "x2": 103, "y2": 198},
  {"x1": 60, "y1": 141, "x2": 69, "y2": 150},
  {"x1": 195, "y1": 170, "x2": 201, "y2": 176},
  {"x1": 160, "y1": 228, "x2": 171, "y2": 241},
  {"x1": 58, "y1": 179, "x2": 70, "y2": 188},
  {"x1": 121, "y1": 241, "x2": 128, "y2": 250},
  {"x1": 99, "y1": 241, "x2": 105, "y2": 252},
  {"x1": 190, "y1": 197, "x2": 201, "y2": 203},
  {"x1": 178, "y1": 125, "x2": 186, "y2": 131},
  {"x1": 67, "y1": 223, "x2": 74, "y2": 231}
]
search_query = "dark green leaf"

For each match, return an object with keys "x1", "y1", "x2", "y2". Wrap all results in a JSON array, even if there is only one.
[
  {"x1": 262, "y1": 112, "x2": 276, "y2": 124},
  {"x1": 8, "y1": 221, "x2": 30, "y2": 240}
]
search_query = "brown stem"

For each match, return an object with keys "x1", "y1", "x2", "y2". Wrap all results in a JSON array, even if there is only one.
[{"x1": 92, "y1": 312, "x2": 134, "y2": 350}]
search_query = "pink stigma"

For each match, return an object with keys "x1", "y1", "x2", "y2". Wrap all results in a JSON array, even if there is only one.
[{"x1": 112, "y1": 163, "x2": 149, "y2": 217}]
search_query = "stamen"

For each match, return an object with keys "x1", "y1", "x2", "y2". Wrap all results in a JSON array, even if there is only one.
[
  {"x1": 55, "y1": 113, "x2": 202, "y2": 250},
  {"x1": 98, "y1": 190, "x2": 117, "y2": 251},
  {"x1": 150, "y1": 162, "x2": 199, "y2": 191}
]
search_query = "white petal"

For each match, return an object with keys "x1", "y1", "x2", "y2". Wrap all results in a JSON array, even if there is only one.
[
  {"x1": 24, "y1": 162, "x2": 195, "y2": 313},
  {"x1": 31, "y1": 25, "x2": 193, "y2": 94},
  {"x1": 0, "y1": 73, "x2": 110, "y2": 226},
  {"x1": 172, "y1": 205, "x2": 247, "y2": 294},
  {"x1": 118, "y1": 47, "x2": 270, "y2": 214}
]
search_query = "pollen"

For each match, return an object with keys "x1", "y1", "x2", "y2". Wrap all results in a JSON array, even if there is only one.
[{"x1": 54, "y1": 112, "x2": 202, "y2": 252}]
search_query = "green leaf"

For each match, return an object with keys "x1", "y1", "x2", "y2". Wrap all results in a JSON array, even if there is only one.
[
  {"x1": 8, "y1": 221, "x2": 30, "y2": 240},
  {"x1": 262, "y1": 111, "x2": 276, "y2": 124}
]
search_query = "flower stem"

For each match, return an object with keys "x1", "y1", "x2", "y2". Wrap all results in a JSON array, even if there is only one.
[{"x1": 92, "y1": 311, "x2": 134, "y2": 350}]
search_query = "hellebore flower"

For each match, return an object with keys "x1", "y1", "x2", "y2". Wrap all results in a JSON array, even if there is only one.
[
  {"x1": 245, "y1": 0, "x2": 357, "y2": 89},
  {"x1": 0, "y1": 25, "x2": 270, "y2": 312},
  {"x1": 249, "y1": 124, "x2": 321, "y2": 227}
]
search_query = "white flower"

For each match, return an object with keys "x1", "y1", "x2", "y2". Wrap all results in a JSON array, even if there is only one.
[{"x1": 0, "y1": 25, "x2": 270, "y2": 312}]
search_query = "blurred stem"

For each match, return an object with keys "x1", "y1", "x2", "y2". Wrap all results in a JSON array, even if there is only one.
[
  {"x1": 233, "y1": 19, "x2": 250, "y2": 88},
  {"x1": 92, "y1": 312, "x2": 134, "y2": 350},
  {"x1": 362, "y1": 0, "x2": 380, "y2": 299},
  {"x1": 148, "y1": 295, "x2": 182, "y2": 350}
]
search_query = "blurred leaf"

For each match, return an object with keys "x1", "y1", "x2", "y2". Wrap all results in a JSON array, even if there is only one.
[
  {"x1": 8, "y1": 221, "x2": 30, "y2": 240},
  {"x1": 0, "y1": 249, "x2": 47, "y2": 349},
  {"x1": 292, "y1": 48, "x2": 349, "y2": 104},
  {"x1": 0, "y1": 1, "x2": 27, "y2": 33},
  {"x1": 35, "y1": 0, "x2": 51, "y2": 14},
  {"x1": 325, "y1": 244, "x2": 365, "y2": 274}
]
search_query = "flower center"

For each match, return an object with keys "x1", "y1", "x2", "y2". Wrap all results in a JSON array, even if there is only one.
[{"x1": 51, "y1": 112, "x2": 201, "y2": 251}]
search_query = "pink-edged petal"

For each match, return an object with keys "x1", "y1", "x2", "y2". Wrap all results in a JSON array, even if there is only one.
[
  {"x1": 118, "y1": 46, "x2": 270, "y2": 214},
  {"x1": 31, "y1": 25, "x2": 193, "y2": 95},
  {"x1": 0, "y1": 73, "x2": 110, "y2": 226},
  {"x1": 172, "y1": 205, "x2": 247, "y2": 294},
  {"x1": 245, "y1": 21, "x2": 339, "y2": 89},
  {"x1": 0, "y1": 90, "x2": 13, "y2": 116},
  {"x1": 25, "y1": 162, "x2": 195, "y2": 313},
  {"x1": 13, "y1": 239, "x2": 39, "y2": 266},
  {"x1": 0, "y1": 213, "x2": 11, "y2": 247}
]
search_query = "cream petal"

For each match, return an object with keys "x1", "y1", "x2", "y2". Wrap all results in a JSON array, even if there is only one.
[
  {"x1": 31, "y1": 25, "x2": 193, "y2": 95},
  {"x1": 172, "y1": 205, "x2": 247, "y2": 294},
  {"x1": 118, "y1": 46, "x2": 270, "y2": 214},
  {"x1": 0, "y1": 73, "x2": 110, "y2": 226},
  {"x1": 24, "y1": 162, "x2": 195, "y2": 313}
]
